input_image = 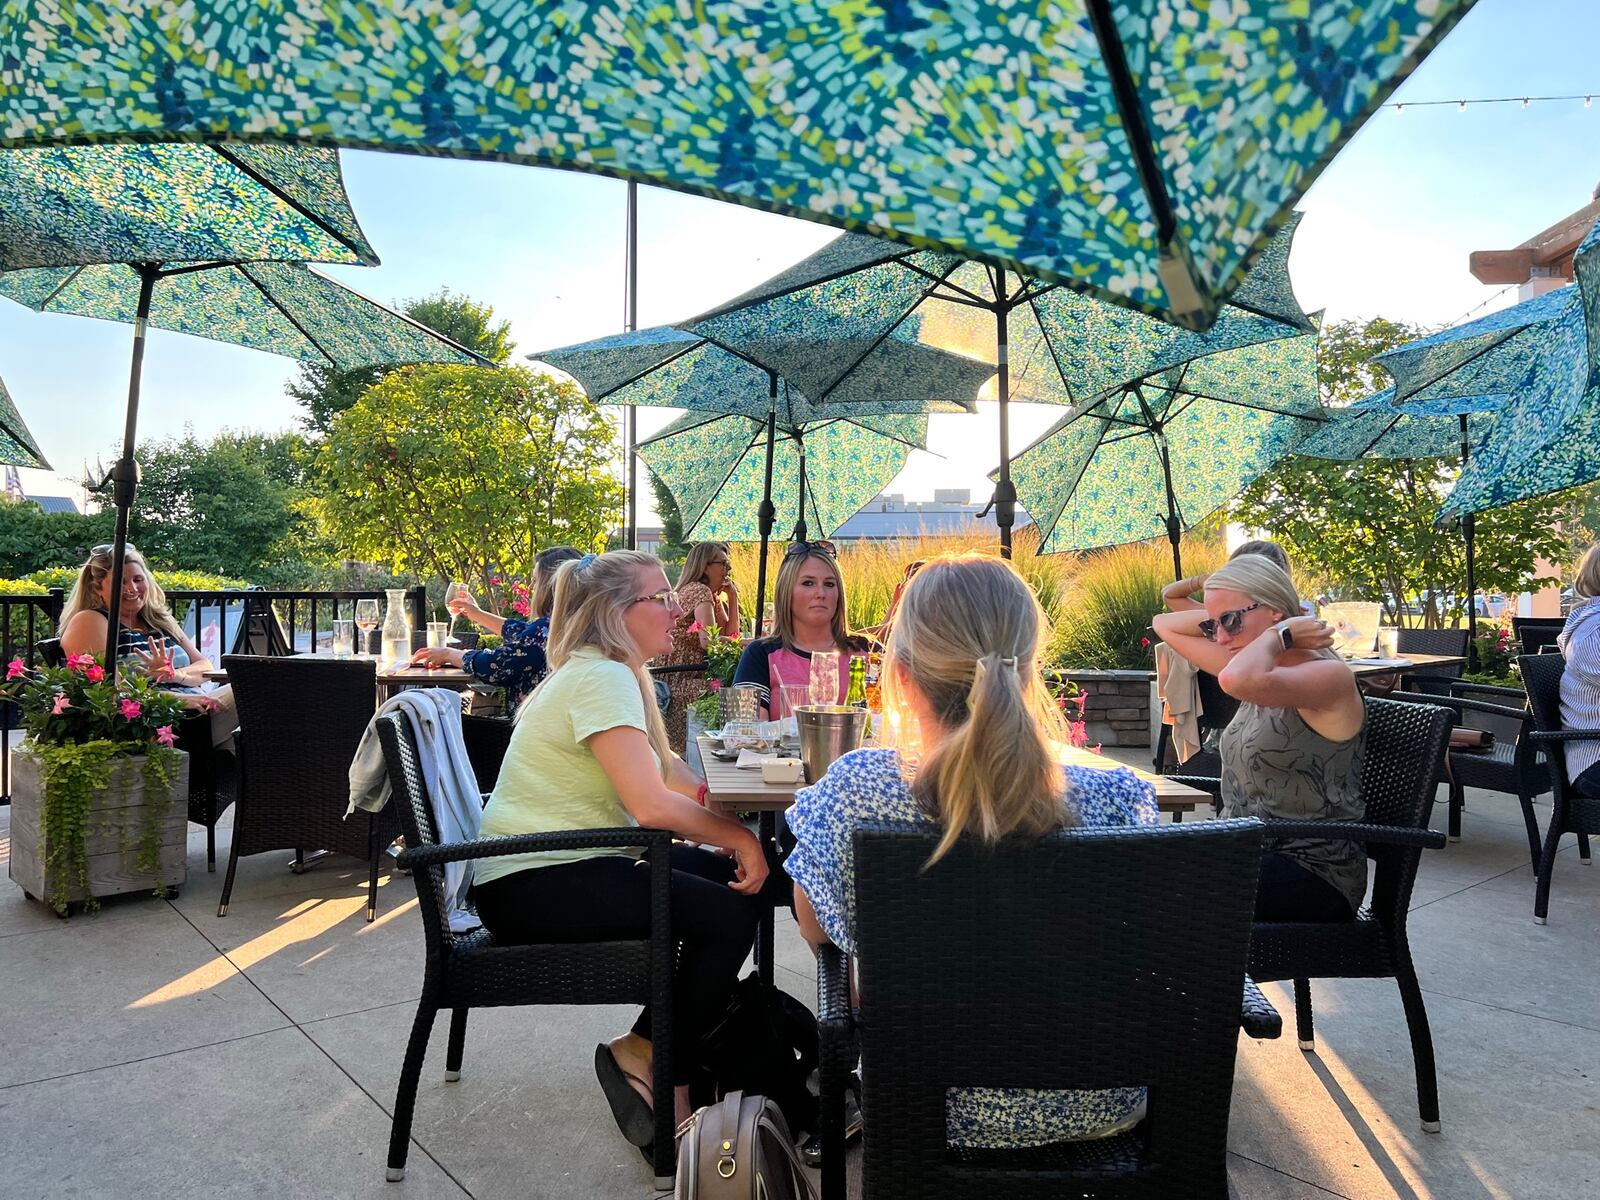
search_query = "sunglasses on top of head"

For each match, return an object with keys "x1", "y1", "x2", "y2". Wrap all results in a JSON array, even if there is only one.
[
  {"x1": 784, "y1": 540, "x2": 836, "y2": 560},
  {"x1": 1199, "y1": 601, "x2": 1266, "y2": 641}
]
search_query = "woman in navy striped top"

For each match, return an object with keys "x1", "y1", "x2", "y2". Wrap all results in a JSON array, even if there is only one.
[{"x1": 1558, "y1": 542, "x2": 1600, "y2": 798}]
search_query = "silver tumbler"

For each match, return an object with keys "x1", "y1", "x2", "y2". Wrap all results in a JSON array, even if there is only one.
[{"x1": 796, "y1": 705, "x2": 869, "y2": 783}]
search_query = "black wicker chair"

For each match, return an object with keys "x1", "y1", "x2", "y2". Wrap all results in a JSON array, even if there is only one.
[
  {"x1": 1152, "y1": 668, "x2": 1238, "y2": 803},
  {"x1": 815, "y1": 818, "x2": 1269, "y2": 1200},
  {"x1": 375, "y1": 710, "x2": 678, "y2": 1188},
  {"x1": 218, "y1": 655, "x2": 399, "y2": 920},
  {"x1": 1396, "y1": 627, "x2": 1468, "y2": 696},
  {"x1": 1513, "y1": 616, "x2": 1565, "y2": 656},
  {"x1": 458, "y1": 712, "x2": 514, "y2": 793},
  {"x1": 1387, "y1": 681, "x2": 1548, "y2": 869},
  {"x1": 1519, "y1": 654, "x2": 1599, "y2": 923},
  {"x1": 1241, "y1": 696, "x2": 1452, "y2": 1131}
]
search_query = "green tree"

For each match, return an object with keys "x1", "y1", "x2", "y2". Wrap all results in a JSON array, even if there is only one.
[
  {"x1": 649, "y1": 467, "x2": 690, "y2": 562},
  {"x1": 287, "y1": 288, "x2": 515, "y2": 434},
  {"x1": 115, "y1": 430, "x2": 331, "y2": 581},
  {"x1": 0, "y1": 501, "x2": 114, "y2": 577},
  {"x1": 315, "y1": 364, "x2": 621, "y2": 611},
  {"x1": 1232, "y1": 317, "x2": 1575, "y2": 626}
]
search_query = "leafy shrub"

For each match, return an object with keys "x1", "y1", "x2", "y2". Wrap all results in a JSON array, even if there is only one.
[{"x1": 1048, "y1": 541, "x2": 1225, "y2": 671}]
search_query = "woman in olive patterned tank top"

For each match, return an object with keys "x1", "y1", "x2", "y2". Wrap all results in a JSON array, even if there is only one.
[{"x1": 1153, "y1": 554, "x2": 1367, "y2": 921}]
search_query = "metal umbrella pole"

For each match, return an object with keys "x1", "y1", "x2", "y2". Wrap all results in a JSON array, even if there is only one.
[
  {"x1": 624, "y1": 181, "x2": 639, "y2": 549},
  {"x1": 752, "y1": 372, "x2": 779, "y2": 638},
  {"x1": 101, "y1": 263, "x2": 159, "y2": 677},
  {"x1": 1461, "y1": 412, "x2": 1479, "y2": 668},
  {"x1": 1133, "y1": 386, "x2": 1185, "y2": 580}
]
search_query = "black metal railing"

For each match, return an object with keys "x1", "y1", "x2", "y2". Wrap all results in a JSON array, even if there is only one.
[{"x1": 0, "y1": 586, "x2": 429, "y2": 805}]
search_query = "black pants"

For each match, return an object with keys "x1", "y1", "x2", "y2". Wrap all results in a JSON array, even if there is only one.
[
  {"x1": 1255, "y1": 852, "x2": 1357, "y2": 922},
  {"x1": 1573, "y1": 762, "x2": 1600, "y2": 799},
  {"x1": 473, "y1": 846, "x2": 759, "y2": 1084}
]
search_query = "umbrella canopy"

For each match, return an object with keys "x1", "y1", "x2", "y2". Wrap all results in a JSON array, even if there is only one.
[
  {"x1": 0, "y1": 2, "x2": 1473, "y2": 327},
  {"x1": 0, "y1": 261, "x2": 484, "y2": 371},
  {"x1": 638, "y1": 409, "x2": 928, "y2": 544},
  {"x1": 1297, "y1": 389, "x2": 1502, "y2": 462},
  {"x1": 1371, "y1": 221, "x2": 1600, "y2": 520},
  {"x1": 0, "y1": 142, "x2": 376, "y2": 270},
  {"x1": 689, "y1": 215, "x2": 1314, "y2": 553},
  {"x1": 535, "y1": 322, "x2": 987, "y2": 635},
  {"x1": 0, "y1": 373, "x2": 49, "y2": 469},
  {"x1": 0, "y1": 141, "x2": 463, "y2": 670},
  {"x1": 1007, "y1": 330, "x2": 1323, "y2": 574}
]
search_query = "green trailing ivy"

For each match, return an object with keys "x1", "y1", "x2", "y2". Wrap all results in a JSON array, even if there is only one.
[
  {"x1": 29, "y1": 740, "x2": 118, "y2": 914},
  {"x1": 136, "y1": 749, "x2": 181, "y2": 892}
]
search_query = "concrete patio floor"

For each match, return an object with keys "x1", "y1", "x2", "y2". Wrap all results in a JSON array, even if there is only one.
[{"x1": 2, "y1": 751, "x2": 1597, "y2": 1199}]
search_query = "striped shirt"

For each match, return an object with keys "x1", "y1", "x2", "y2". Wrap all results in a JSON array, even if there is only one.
[{"x1": 1558, "y1": 600, "x2": 1600, "y2": 783}]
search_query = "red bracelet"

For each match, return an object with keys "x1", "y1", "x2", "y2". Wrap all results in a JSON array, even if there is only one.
[{"x1": 695, "y1": 781, "x2": 709, "y2": 806}]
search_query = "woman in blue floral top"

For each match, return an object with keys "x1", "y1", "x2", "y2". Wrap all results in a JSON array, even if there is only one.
[
  {"x1": 410, "y1": 546, "x2": 581, "y2": 710},
  {"x1": 784, "y1": 553, "x2": 1159, "y2": 1151}
]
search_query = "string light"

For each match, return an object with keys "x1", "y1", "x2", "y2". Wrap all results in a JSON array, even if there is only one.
[{"x1": 1379, "y1": 91, "x2": 1600, "y2": 113}]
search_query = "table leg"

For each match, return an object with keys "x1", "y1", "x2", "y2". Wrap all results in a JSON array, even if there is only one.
[{"x1": 756, "y1": 810, "x2": 777, "y2": 988}]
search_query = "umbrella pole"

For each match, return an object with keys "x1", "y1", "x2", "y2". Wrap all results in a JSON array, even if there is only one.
[
  {"x1": 1461, "y1": 413, "x2": 1479, "y2": 668},
  {"x1": 624, "y1": 181, "x2": 639, "y2": 550},
  {"x1": 993, "y1": 279, "x2": 1017, "y2": 559},
  {"x1": 1135, "y1": 387, "x2": 1184, "y2": 581},
  {"x1": 753, "y1": 379, "x2": 778, "y2": 639},
  {"x1": 104, "y1": 264, "x2": 159, "y2": 679}
]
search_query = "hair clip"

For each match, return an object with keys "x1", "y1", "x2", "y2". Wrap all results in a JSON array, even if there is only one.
[
  {"x1": 576, "y1": 553, "x2": 597, "y2": 569},
  {"x1": 1000, "y1": 655, "x2": 1018, "y2": 669}
]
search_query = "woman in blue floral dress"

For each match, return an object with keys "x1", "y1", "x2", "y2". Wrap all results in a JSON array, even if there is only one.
[
  {"x1": 784, "y1": 553, "x2": 1159, "y2": 1150},
  {"x1": 410, "y1": 546, "x2": 581, "y2": 711}
]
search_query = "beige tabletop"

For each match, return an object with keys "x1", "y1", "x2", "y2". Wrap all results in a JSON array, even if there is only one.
[
  {"x1": 1348, "y1": 652, "x2": 1467, "y2": 678},
  {"x1": 697, "y1": 736, "x2": 1209, "y2": 815},
  {"x1": 202, "y1": 654, "x2": 475, "y2": 688}
]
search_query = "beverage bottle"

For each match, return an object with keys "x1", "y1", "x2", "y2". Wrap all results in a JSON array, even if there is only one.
[
  {"x1": 381, "y1": 588, "x2": 413, "y2": 668},
  {"x1": 846, "y1": 654, "x2": 867, "y2": 709}
]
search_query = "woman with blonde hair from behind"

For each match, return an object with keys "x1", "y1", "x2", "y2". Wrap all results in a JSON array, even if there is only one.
[
  {"x1": 783, "y1": 553, "x2": 1158, "y2": 1150},
  {"x1": 471, "y1": 550, "x2": 770, "y2": 1154}
]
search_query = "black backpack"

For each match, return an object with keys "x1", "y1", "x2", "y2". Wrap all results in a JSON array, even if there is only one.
[{"x1": 694, "y1": 973, "x2": 819, "y2": 1137}]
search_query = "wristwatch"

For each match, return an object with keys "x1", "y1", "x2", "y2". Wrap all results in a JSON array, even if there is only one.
[{"x1": 1278, "y1": 623, "x2": 1295, "y2": 651}]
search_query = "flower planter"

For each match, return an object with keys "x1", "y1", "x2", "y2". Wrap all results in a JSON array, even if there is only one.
[
  {"x1": 1047, "y1": 668, "x2": 1157, "y2": 748},
  {"x1": 8, "y1": 746, "x2": 189, "y2": 914}
]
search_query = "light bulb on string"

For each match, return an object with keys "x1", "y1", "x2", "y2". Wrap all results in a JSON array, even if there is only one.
[
  {"x1": 1522, "y1": 97, "x2": 1530, "y2": 109},
  {"x1": 1458, "y1": 100, "x2": 1467, "y2": 112}
]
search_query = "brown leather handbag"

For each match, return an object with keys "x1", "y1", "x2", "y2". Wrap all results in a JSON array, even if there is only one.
[{"x1": 676, "y1": 1091, "x2": 817, "y2": 1200}]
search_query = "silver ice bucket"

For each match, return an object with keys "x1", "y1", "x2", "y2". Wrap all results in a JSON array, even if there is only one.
[{"x1": 796, "y1": 705, "x2": 868, "y2": 784}]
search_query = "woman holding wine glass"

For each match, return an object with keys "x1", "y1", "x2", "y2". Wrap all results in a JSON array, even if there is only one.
[{"x1": 409, "y1": 547, "x2": 582, "y2": 711}]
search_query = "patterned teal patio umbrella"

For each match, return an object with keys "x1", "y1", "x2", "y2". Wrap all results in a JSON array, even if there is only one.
[
  {"x1": 690, "y1": 215, "x2": 1314, "y2": 554},
  {"x1": 1007, "y1": 330, "x2": 1323, "y2": 576},
  {"x1": 535, "y1": 323, "x2": 986, "y2": 634},
  {"x1": 1298, "y1": 386, "x2": 1506, "y2": 652},
  {"x1": 0, "y1": 373, "x2": 49, "y2": 469},
  {"x1": 637, "y1": 408, "x2": 929, "y2": 546},
  {"x1": 0, "y1": 2, "x2": 1473, "y2": 328},
  {"x1": 0, "y1": 141, "x2": 471, "y2": 668}
]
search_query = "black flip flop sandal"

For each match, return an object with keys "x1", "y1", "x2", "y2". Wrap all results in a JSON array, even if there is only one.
[{"x1": 593, "y1": 1043, "x2": 656, "y2": 1148}]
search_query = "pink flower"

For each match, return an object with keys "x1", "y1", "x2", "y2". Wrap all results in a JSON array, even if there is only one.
[
  {"x1": 1140, "y1": 637, "x2": 1151, "y2": 648},
  {"x1": 50, "y1": 693, "x2": 71, "y2": 715},
  {"x1": 5, "y1": 658, "x2": 25, "y2": 679},
  {"x1": 118, "y1": 698, "x2": 142, "y2": 721},
  {"x1": 708, "y1": 678, "x2": 724, "y2": 691},
  {"x1": 155, "y1": 725, "x2": 177, "y2": 748},
  {"x1": 687, "y1": 621, "x2": 705, "y2": 635},
  {"x1": 85, "y1": 664, "x2": 105, "y2": 683},
  {"x1": 66, "y1": 652, "x2": 95, "y2": 671}
]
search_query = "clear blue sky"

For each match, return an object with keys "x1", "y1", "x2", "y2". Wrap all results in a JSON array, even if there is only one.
[{"x1": 1, "y1": 0, "x2": 1596, "y2": 521}]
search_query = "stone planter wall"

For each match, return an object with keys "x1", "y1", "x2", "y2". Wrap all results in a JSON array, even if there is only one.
[
  {"x1": 8, "y1": 749, "x2": 189, "y2": 912},
  {"x1": 1051, "y1": 669, "x2": 1157, "y2": 748}
]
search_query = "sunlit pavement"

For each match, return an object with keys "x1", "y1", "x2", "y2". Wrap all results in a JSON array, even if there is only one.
[{"x1": 2, "y1": 748, "x2": 1597, "y2": 1199}]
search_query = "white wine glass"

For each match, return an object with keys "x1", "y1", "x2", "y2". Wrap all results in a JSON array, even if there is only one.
[
  {"x1": 353, "y1": 599, "x2": 380, "y2": 658},
  {"x1": 443, "y1": 581, "x2": 468, "y2": 631}
]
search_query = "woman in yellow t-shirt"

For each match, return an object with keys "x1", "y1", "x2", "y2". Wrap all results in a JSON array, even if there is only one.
[{"x1": 473, "y1": 549, "x2": 769, "y2": 1149}]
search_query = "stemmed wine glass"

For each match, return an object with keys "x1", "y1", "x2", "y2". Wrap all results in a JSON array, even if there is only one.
[
  {"x1": 443, "y1": 581, "x2": 468, "y2": 633},
  {"x1": 353, "y1": 598, "x2": 380, "y2": 659}
]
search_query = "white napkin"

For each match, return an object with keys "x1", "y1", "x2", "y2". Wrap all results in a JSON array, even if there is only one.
[
  {"x1": 736, "y1": 748, "x2": 781, "y2": 770},
  {"x1": 1348, "y1": 656, "x2": 1414, "y2": 668}
]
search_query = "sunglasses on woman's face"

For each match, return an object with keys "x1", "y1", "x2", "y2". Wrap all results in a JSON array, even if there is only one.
[
  {"x1": 784, "y1": 540, "x2": 836, "y2": 560},
  {"x1": 1199, "y1": 601, "x2": 1266, "y2": 641}
]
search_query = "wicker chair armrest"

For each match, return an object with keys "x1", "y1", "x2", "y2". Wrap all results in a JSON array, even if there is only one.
[
  {"x1": 1262, "y1": 819, "x2": 1446, "y2": 849},
  {"x1": 817, "y1": 942, "x2": 853, "y2": 1032},
  {"x1": 1166, "y1": 773, "x2": 1221, "y2": 792},
  {"x1": 646, "y1": 663, "x2": 708, "y2": 677},
  {"x1": 397, "y1": 826, "x2": 671, "y2": 868},
  {"x1": 1241, "y1": 975, "x2": 1282, "y2": 1040},
  {"x1": 1448, "y1": 680, "x2": 1526, "y2": 701},
  {"x1": 1386, "y1": 690, "x2": 1528, "y2": 723},
  {"x1": 1529, "y1": 728, "x2": 1600, "y2": 744}
]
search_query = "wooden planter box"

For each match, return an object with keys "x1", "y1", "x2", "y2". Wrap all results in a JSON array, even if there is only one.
[{"x1": 8, "y1": 748, "x2": 189, "y2": 913}]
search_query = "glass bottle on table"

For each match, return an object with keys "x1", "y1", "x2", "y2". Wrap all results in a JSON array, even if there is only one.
[
  {"x1": 846, "y1": 654, "x2": 867, "y2": 709},
  {"x1": 381, "y1": 588, "x2": 412, "y2": 668}
]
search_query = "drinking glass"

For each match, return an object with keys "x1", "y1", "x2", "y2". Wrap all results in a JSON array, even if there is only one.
[
  {"x1": 809, "y1": 651, "x2": 842, "y2": 707},
  {"x1": 353, "y1": 599, "x2": 380, "y2": 658},
  {"x1": 427, "y1": 621, "x2": 450, "y2": 649},
  {"x1": 444, "y1": 581, "x2": 468, "y2": 630},
  {"x1": 331, "y1": 619, "x2": 355, "y2": 660}
]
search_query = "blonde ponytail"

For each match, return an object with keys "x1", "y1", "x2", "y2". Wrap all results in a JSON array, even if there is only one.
[{"x1": 882, "y1": 555, "x2": 1072, "y2": 866}]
